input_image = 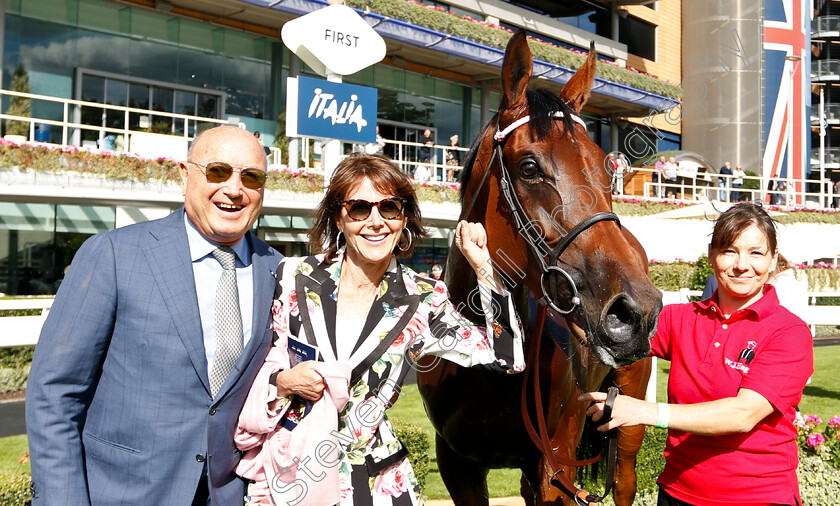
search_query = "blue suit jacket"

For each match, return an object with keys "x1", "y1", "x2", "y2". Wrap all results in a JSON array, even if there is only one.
[{"x1": 26, "y1": 209, "x2": 282, "y2": 505}]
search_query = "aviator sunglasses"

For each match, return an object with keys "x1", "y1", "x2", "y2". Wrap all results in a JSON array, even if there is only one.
[
  {"x1": 188, "y1": 161, "x2": 267, "y2": 190},
  {"x1": 340, "y1": 197, "x2": 406, "y2": 221}
]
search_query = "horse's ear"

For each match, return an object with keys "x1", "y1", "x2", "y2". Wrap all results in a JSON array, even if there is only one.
[
  {"x1": 560, "y1": 41, "x2": 598, "y2": 113},
  {"x1": 500, "y1": 30, "x2": 532, "y2": 112}
]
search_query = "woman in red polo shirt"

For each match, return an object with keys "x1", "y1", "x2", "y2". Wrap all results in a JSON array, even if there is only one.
[{"x1": 581, "y1": 202, "x2": 813, "y2": 506}]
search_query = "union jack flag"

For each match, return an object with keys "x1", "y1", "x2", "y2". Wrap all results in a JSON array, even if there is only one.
[{"x1": 763, "y1": 0, "x2": 811, "y2": 203}]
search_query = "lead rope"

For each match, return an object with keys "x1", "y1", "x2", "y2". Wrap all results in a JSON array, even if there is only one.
[{"x1": 520, "y1": 305, "x2": 619, "y2": 505}]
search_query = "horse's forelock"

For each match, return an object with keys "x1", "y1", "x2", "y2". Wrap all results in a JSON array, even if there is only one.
[
  {"x1": 459, "y1": 90, "x2": 578, "y2": 204},
  {"x1": 526, "y1": 89, "x2": 576, "y2": 141}
]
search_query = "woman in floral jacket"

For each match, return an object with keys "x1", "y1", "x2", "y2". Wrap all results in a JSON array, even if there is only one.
[{"x1": 235, "y1": 153, "x2": 525, "y2": 506}]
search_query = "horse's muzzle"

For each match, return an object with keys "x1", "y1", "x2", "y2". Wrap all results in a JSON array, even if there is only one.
[{"x1": 598, "y1": 292, "x2": 660, "y2": 360}]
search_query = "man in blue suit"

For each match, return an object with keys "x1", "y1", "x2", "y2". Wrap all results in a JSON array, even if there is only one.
[{"x1": 26, "y1": 126, "x2": 282, "y2": 505}]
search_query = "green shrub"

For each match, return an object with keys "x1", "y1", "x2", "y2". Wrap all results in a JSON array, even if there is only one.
[
  {"x1": 688, "y1": 254, "x2": 713, "y2": 291},
  {"x1": 799, "y1": 454, "x2": 840, "y2": 505},
  {"x1": 647, "y1": 262, "x2": 694, "y2": 291},
  {"x1": 391, "y1": 420, "x2": 430, "y2": 492},
  {"x1": 0, "y1": 347, "x2": 34, "y2": 369},
  {"x1": 0, "y1": 366, "x2": 29, "y2": 394},
  {"x1": 0, "y1": 471, "x2": 30, "y2": 506}
]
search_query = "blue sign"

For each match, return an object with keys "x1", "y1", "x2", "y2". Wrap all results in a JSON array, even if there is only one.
[{"x1": 296, "y1": 76, "x2": 377, "y2": 144}]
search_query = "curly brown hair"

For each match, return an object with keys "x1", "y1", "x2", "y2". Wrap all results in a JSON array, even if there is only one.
[{"x1": 309, "y1": 153, "x2": 428, "y2": 261}]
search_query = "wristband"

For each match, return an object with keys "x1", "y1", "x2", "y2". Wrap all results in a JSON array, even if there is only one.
[{"x1": 655, "y1": 403, "x2": 670, "y2": 429}]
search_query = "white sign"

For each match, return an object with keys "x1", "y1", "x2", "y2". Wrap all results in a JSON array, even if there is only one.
[{"x1": 281, "y1": 4, "x2": 386, "y2": 77}]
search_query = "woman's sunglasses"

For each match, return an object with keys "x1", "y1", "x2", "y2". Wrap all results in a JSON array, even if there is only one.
[
  {"x1": 341, "y1": 197, "x2": 405, "y2": 221},
  {"x1": 188, "y1": 161, "x2": 267, "y2": 190}
]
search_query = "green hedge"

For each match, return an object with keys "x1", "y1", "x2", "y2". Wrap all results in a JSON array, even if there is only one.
[
  {"x1": 391, "y1": 420, "x2": 430, "y2": 492},
  {"x1": 345, "y1": 0, "x2": 681, "y2": 99},
  {"x1": 0, "y1": 366, "x2": 29, "y2": 394},
  {"x1": 647, "y1": 262, "x2": 695, "y2": 291},
  {"x1": 0, "y1": 472, "x2": 30, "y2": 506}
]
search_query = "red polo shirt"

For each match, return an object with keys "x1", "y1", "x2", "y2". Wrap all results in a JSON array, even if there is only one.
[{"x1": 651, "y1": 285, "x2": 813, "y2": 506}]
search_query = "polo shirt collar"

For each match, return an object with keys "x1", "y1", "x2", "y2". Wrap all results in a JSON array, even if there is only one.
[{"x1": 698, "y1": 284, "x2": 779, "y2": 320}]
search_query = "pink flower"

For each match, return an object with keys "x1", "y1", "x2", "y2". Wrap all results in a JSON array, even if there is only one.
[
  {"x1": 372, "y1": 458, "x2": 412, "y2": 497},
  {"x1": 288, "y1": 290, "x2": 299, "y2": 317},
  {"x1": 339, "y1": 473, "x2": 354, "y2": 499},
  {"x1": 806, "y1": 414, "x2": 822, "y2": 425},
  {"x1": 829, "y1": 416, "x2": 840, "y2": 429},
  {"x1": 806, "y1": 433, "x2": 826, "y2": 447}
]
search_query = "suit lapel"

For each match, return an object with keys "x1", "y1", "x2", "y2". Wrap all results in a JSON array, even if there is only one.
[
  {"x1": 346, "y1": 261, "x2": 427, "y2": 377},
  {"x1": 145, "y1": 210, "x2": 210, "y2": 394},
  {"x1": 296, "y1": 258, "x2": 339, "y2": 362}
]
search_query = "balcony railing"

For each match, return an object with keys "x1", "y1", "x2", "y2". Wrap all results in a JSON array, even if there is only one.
[
  {"x1": 811, "y1": 147, "x2": 840, "y2": 166},
  {"x1": 812, "y1": 59, "x2": 840, "y2": 81},
  {"x1": 811, "y1": 103, "x2": 840, "y2": 124},
  {"x1": 813, "y1": 15, "x2": 840, "y2": 38}
]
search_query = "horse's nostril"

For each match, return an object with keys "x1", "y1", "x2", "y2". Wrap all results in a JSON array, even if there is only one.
[{"x1": 602, "y1": 295, "x2": 638, "y2": 343}]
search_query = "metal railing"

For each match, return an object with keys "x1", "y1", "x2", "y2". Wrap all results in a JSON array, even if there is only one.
[
  {"x1": 0, "y1": 89, "x2": 231, "y2": 150},
  {"x1": 811, "y1": 103, "x2": 840, "y2": 124},
  {"x1": 812, "y1": 59, "x2": 840, "y2": 81},
  {"x1": 813, "y1": 15, "x2": 840, "y2": 38},
  {"x1": 624, "y1": 167, "x2": 837, "y2": 208}
]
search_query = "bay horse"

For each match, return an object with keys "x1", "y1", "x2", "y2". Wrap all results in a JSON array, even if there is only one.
[{"x1": 417, "y1": 31, "x2": 663, "y2": 505}]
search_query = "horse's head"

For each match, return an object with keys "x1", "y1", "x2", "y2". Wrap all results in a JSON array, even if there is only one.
[{"x1": 460, "y1": 31, "x2": 662, "y2": 367}]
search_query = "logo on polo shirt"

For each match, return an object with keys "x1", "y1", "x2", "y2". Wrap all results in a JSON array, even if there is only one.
[{"x1": 725, "y1": 341, "x2": 757, "y2": 374}]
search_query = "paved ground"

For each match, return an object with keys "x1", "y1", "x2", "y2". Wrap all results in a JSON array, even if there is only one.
[{"x1": 0, "y1": 399, "x2": 25, "y2": 437}]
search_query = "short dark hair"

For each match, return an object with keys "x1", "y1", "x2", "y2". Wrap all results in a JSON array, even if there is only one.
[
  {"x1": 710, "y1": 202, "x2": 778, "y2": 254},
  {"x1": 309, "y1": 153, "x2": 428, "y2": 261}
]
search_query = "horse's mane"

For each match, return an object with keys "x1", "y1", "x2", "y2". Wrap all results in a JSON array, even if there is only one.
[{"x1": 459, "y1": 88, "x2": 577, "y2": 203}]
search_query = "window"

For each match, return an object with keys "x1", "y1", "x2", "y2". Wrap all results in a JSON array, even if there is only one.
[{"x1": 619, "y1": 15, "x2": 657, "y2": 61}]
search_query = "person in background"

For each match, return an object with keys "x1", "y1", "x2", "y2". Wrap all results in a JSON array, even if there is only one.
[
  {"x1": 653, "y1": 155, "x2": 667, "y2": 198},
  {"x1": 581, "y1": 202, "x2": 813, "y2": 506},
  {"x1": 431, "y1": 263, "x2": 443, "y2": 280},
  {"x1": 234, "y1": 154, "x2": 525, "y2": 505},
  {"x1": 26, "y1": 126, "x2": 282, "y2": 505},
  {"x1": 732, "y1": 164, "x2": 746, "y2": 202},
  {"x1": 365, "y1": 125, "x2": 386, "y2": 155},
  {"x1": 768, "y1": 254, "x2": 809, "y2": 322},
  {"x1": 718, "y1": 161, "x2": 732, "y2": 202},
  {"x1": 445, "y1": 134, "x2": 461, "y2": 182},
  {"x1": 664, "y1": 156, "x2": 679, "y2": 198},
  {"x1": 254, "y1": 130, "x2": 272, "y2": 157}
]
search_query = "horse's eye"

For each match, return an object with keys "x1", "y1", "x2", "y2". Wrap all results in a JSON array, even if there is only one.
[{"x1": 519, "y1": 160, "x2": 541, "y2": 180}]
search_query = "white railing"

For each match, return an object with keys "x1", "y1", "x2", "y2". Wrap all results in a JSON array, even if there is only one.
[
  {"x1": 0, "y1": 89, "x2": 230, "y2": 150},
  {"x1": 626, "y1": 167, "x2": 837, "y2": 208},
  {"x1": 0, "y1": 298, "x2": 53, "y2": 347}
]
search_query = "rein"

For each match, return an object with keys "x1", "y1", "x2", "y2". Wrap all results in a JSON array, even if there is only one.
[
  {"x1": 463, "y1": 110, "x2": 622, "y2": 503},
  {"x1": 521, "y1": 305, "x2": 619, "y2": 505}
]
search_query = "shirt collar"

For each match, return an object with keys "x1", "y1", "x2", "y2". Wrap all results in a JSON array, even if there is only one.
[
  {"x1": 184, "y1": 213, "x2": 251, "y2": 266},
  {"x1": 698, "y1": 284, "x2": 779, "y2": 320}
]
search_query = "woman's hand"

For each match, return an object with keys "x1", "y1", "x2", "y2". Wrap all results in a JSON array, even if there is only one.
[
  {"x1": 578, "y1": 391, "x2": 657, "y2": 432},
  {"x1": 455, "y1": 221, "x2": 491, "y2": 272},
  {"x1": 275, "y1": 361, "x2": 325, "y2": 401}
]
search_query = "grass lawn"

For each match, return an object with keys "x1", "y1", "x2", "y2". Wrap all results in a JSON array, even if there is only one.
[
  {"x1": 3, "y1": 345, "x2": 838, "y2": 500},
  {"x1": 0, "y1": 435, "x2": 29, "y2": 475},
  {"x1": 388, "y1": 344, "x2": 840, "y2": 499}
]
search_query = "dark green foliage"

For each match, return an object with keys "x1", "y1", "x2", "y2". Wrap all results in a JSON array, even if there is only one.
[
  {"x1": 391, "y1": 420, "x2": 430, "y2": 491},
  {"x1": 6, "y1": 65, "x2": 31, "y2": 137},
  {"x1": 647, "y1": 262, "x2": 694, "y2": 291},
  {"x1": 742, "y1": 170, "x2": 760, "y2": 190},
  {"x1": 688, "y1": 254, "x2": 714, "y2": 291},
  {"x1": 0, "y1": 347, "x2": 34, "y2": 369}
]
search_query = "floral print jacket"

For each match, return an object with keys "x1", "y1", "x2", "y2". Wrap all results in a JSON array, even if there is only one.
[{"x1": 261, "y1": 252, "x2": 525, "y2": 505}]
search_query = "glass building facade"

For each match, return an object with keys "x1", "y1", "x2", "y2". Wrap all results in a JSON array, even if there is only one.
[{"x1": 0, "y1": 0, "x2": 626, "y2": 294}]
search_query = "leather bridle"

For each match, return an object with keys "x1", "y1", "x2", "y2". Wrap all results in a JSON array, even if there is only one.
[
  {"x1": 463, "y1": 111, "x2": 621, "y2": 315},
  {"x1": 463, "y1": 110, "x2": 621, "y2": 504}
]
